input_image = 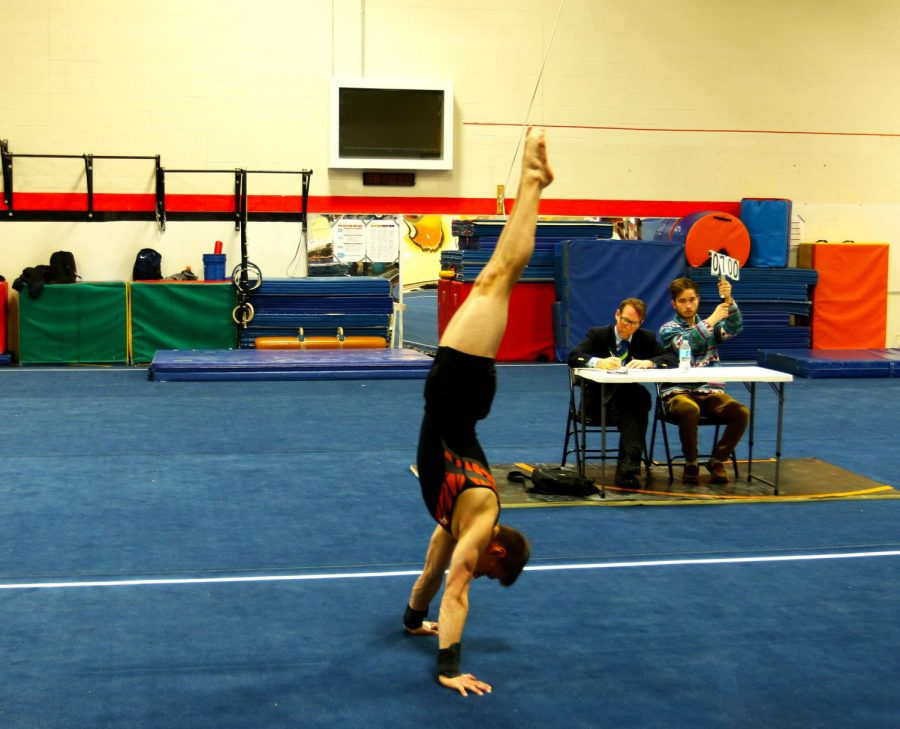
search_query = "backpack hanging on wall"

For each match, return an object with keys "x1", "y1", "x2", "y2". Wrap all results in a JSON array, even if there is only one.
[
  {"x1": 133, "y1": 248, "x2": 163, "y2": 281},
  {"x1": 48, "y1": 251, "x2": 78, "y2": 283}
]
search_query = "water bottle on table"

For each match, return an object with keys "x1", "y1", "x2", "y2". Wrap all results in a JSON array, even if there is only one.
[{"x1": 678, "y1": 338, "x2": 691, "y2": 371}]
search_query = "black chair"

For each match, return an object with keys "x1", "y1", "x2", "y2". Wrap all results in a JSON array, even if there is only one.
[
  {"x1": 562, "y1": 369, "x2": 650, "y2": 493},
  {"x1": 649, "y1": 385, "x2": 739, "y2": 482}
]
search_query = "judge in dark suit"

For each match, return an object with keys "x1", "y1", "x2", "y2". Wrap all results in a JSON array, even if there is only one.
[{"x1": 567, "y1": 298, "x2": 677, "y2": 488}]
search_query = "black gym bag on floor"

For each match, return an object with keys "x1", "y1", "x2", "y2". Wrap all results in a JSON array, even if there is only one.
[{"x1": 508, "y1": 466, "x2": 598, "y2": 497}]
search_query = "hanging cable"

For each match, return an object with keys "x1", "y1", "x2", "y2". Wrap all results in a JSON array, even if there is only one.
[{"x1": 501, "y1": 0, "x2": 567, "y2": 203}]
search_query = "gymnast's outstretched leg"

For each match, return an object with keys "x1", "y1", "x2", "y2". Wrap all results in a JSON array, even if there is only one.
[{"x1": 439, "y1": 127, "x2": 554, "y2": 359}]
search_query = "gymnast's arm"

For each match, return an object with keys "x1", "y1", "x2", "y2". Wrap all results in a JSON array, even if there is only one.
[
  {"x1": 405, "y1": 524, "x2": 454, "y2": 636},
  {"x1": 436, "y1": 500, "x2": 495, "y2": 696}
]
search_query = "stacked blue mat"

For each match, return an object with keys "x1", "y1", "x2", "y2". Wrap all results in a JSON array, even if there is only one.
[
  {"x1": 149, "y1": 348, "x2": 433, "y2": 382},
  {"x1": 758, "y1": 348, "x2": 900, "y2": 378},
  {"x1": 239, "y1": 277, "x2": 393, "y2": 348},
  {"x1": 687, "y1": 267, "x2": 818, "y2": 361},
  {"x1": 445, "y1": 221, "x2": 613, "y2": 282}
]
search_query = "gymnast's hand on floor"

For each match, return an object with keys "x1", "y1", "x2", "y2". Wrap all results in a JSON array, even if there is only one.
[
  {"x1": 404, "y1": 620, "x2": 439, "y2": 636},
  {"x1": 439, "y1": 673, "x2": 493, "y2": 697}
]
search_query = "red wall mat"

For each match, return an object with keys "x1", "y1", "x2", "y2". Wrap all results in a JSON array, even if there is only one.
[{"x1": 438, "y1": 281, "x2": 556, "y2": 361}]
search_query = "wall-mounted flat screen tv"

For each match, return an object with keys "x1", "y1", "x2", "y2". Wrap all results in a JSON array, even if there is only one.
[{"x1": 330, "y1": 78, "x2": 453, "y2": 170}]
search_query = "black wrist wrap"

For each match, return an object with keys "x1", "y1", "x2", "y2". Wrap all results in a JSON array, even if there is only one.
[
  {"x1": 403, "y1": 605, "x2": 428, "y2": 630},
  {"x1": 437, "y1": 642, "x2": 461, "y2": 679}
]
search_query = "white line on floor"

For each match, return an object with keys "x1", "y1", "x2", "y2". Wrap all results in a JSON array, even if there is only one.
[{"x1": 1, "y1": 550, "x2": 898, "y2": 591}]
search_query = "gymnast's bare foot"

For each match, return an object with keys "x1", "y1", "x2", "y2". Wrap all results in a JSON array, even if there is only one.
[{"x1": 522, "y1": 126, "x2": 554, "y2": 189}]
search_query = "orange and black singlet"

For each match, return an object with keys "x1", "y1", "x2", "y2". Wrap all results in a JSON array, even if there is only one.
[
  {"x1": 416, "y1": 347, "x2": 500, "y2": 530},
  {"x1": 429, "y1": 441, "x2": 499, "y2": 529}
]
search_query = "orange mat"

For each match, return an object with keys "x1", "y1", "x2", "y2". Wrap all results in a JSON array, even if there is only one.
[
  {"x1": 255, "y1": 336, "x2": 386, "y2": 350},
  {"x1": 798, "y1": 242, "x2": 888, "y2": 349}
]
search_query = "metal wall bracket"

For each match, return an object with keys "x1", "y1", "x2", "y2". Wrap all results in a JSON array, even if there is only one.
[
  {"x1": 84, "y1": 154, "x2": 94, "y2": 219},
  {"x1": 154, "y1": 155, "x2": 166, "y2": 231},
  {"x1": 234, "y1": 169, "x2": 244, "y2": 230},
  {"x1": 1, "y1": 139, "x2": 12, "y2": 214},
  {"x1": 300, "y1": 170, "x2": 311, "y2": 230}
]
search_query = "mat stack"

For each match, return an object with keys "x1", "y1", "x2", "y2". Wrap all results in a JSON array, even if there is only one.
[
  {"x1": 240, "y1": 277, "x2": 393, "y2": 348},
  {"x1": 687, "y1": 267, "x2": 818, "y2": 360},
  {"x1": 444, "y1": 220, "x2": 614, "y2": 282},
  {"x1": 440, "y1": 221, "x2": 614, "y2": 361}
]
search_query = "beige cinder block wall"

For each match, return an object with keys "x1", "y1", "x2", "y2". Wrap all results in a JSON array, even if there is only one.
[{"x1": 2, "y1": 0, "x2": 898, "y2": 342}]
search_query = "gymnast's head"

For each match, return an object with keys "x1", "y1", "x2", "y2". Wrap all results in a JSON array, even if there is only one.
[{"x1": 474, "y1": 524, "x2": 531, "y2": 587}]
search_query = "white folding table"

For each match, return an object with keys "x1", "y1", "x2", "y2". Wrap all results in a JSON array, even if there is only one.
[{"x1": 573, "y1": 365, "x2": 794, "y2": 494}]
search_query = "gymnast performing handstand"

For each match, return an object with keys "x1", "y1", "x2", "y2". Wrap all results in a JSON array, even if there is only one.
[{"x1": 403, "y1": 127, "x2": 554, "y2": 696}]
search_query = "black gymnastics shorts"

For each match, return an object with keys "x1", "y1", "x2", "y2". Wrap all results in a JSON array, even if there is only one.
[{"x1": 416, "y1": 347, "x2": 498, "y2": 526}]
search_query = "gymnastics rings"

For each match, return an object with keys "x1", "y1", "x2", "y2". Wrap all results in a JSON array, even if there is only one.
[
  {"x1": 232, "y1": 261, "x2": 262, "y2": 292},
  {"x1": 232, "y1": 301, "x2": 255, "y2": 326}
]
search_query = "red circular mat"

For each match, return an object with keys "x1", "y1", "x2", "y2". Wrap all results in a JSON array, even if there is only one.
[{"x1": 675, "y1": 212, "x2": 750, "y2": 267}]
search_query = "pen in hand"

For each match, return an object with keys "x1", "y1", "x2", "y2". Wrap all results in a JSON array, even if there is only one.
[{"x1": 607, "y1": 349, "x2": 628, "y2": 370}]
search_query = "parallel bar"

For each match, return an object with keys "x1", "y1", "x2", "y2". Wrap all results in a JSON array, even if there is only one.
[
  {"x1": 9, "y1": 153, "x2": 156, "y2": 160},
  {"x1": 165, "y1": 168, "x2": 312, "y2": 175},
  {"x1": 164, "y1": 168, "x2": 239, "y2": 174},
  {"x1": 245, "y1": 169, "x2": 313, "y2": 175}
]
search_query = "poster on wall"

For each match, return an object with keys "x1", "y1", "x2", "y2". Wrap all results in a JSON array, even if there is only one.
[
  {"x1": 307, "y1": 215, "x2": 401, "y2": 283},
  {"x1": 306, "y1": 213, "x2": 453, "y2": 285},
  {"x1": 400, "y1": 214, "x2": 448, "y2": 290}
]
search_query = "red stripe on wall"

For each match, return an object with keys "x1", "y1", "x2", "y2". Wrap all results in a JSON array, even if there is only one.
[
  {"x1": 1, "y1": 193, "x2": 156, "y2": 212},
  {"x1": 0, "y1": 192, "x2": 739, "y2": 218},
  {"x1": 311, "y1": 196, "x2": 740, "y2": 217},
  {"x1": 308, "y1": 196, "x2": 499, "y2": 215},
  {"x1": 464, "y1": 121, "x2": 900, "y2": 138}
]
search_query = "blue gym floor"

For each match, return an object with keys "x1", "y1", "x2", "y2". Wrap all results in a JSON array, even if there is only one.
[{"x1": 0, "y1": 366, "x2": 897, "y2": 728}]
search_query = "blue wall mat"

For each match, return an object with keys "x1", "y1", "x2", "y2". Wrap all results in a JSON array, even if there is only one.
[
  {"x1": 741, "y1": 198, "x2": 792, "y2": 268},
  {"x1": 554, "y1": 239, "x2": 685, "y2": 357},
  {"x1": 552, "y1": 301, "x2": 566, "y2": 362}
]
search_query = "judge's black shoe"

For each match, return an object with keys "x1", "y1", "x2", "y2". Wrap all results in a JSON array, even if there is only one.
[{"x1": 615, "y1": 468, "x2": 641, "y2": 489}]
